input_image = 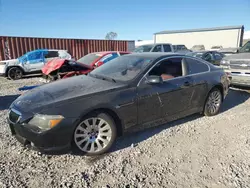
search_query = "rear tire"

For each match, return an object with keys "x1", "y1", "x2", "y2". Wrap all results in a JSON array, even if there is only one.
[
  {"x1": 72, "y1": 112, "x2": 117, "y2": 156},
  {"x1": 203, "y1": 88, "x2": 222, "y2": 116},
  {"x1": 8, "y1": 67, "x2": 23, "y2": 80}
]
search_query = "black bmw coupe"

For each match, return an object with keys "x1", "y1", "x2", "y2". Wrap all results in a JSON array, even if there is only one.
[{"x1": 8, "y1": 53, "x2": 230, "y2": 155}]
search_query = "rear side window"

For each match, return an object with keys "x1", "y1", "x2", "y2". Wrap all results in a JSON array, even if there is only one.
[
  {"x1": 163, "y1": 44, "x2": 172, "y2": 52},
  {"x1": 152, "y1": 45, "x2": 162, "y2": 52},
  {"x1": 45, "y1": 51, "x2": 59, "y2": 58},
  {"x1": 185, "y1": 57, "x2": 209, "y2": 75}
]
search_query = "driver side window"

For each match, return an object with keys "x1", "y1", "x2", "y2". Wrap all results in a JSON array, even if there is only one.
[
  {"x1": 152, "y1": 45, "x2": 162, "y2": 52},
  {"x1": 148, "y1": 57, "x2": 183, "y2": 81},
  {"x1": 27, "y1": 51, "x2": 43, "y2": 63}
]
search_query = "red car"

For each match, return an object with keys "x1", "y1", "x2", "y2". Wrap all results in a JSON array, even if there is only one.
[{"x1": 42, "y1": 51, "x2": 130, "y2": 81}]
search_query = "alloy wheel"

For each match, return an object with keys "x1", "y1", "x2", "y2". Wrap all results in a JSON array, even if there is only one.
[
  {"x1": 74, "y1": 117, "x2": 112, "y2": 153},
  {"x1": 206, "y1": 90, "x2": 222, "y2": 114},
  {"x1": 8, "y1": 68, "x2": 22, "y2": 80}
]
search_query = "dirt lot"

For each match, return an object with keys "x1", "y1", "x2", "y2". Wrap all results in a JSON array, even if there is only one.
[{"x1": 1, "y1": 76, "x2": 250, "y2": 188}]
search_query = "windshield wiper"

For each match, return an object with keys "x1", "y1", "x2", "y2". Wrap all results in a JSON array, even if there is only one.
[{"x1": 101, "y1": 75, "x2": 116, "y2": 83}]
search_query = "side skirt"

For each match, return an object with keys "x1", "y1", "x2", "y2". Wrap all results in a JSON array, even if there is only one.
[{"x1": 124, "y1": 107, "x2": 202, "y2": 134}]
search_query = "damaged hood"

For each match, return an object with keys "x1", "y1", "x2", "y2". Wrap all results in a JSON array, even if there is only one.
[
  {"x1": 42, "y1": 58, "x2": 67, "y2": 75},
  {"x1": 42, "y1": 58, "x2": 93, "y2": 75},
  {"x1": 11, "y1": 75, "x2": 125, "y2": 113}
]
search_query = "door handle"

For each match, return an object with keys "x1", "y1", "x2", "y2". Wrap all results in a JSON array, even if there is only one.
[{"x1": 182, "y1": 81, "x2": 191, "y2": 88}]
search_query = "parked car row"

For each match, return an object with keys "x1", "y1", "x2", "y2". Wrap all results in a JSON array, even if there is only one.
[{"x1": 0, "y1": 49, "x2": 130, "y2": 80}]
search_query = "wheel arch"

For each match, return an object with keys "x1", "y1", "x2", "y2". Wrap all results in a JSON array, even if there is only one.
[
  {"x1": 79, "y1": 108, "x2": 124, "y2": 136},
  {"x1": 211, "y1": 84, "x2": 224, "y2": 101},
  {"x1": 5, "y1": 65, "x2": 25, "y2": 76},
  {"x1": 203, "y1": 83, "x2": 224, "y2": 110}
]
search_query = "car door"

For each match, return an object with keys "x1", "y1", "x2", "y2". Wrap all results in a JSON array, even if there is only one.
[
  {"x1": 154, "y1": 57, "x2": 195, "y2": 118},
  {"x1": 137, "y1": 57, "x2": 195, "y2": 125},
  {"x1": 25, "y1": 51, "x2": 45, "y2": 72},
  {"x1": 163, "y1": 44, "x2": 173, "y2": 52},
  {"x1": 151, "y1": 45, "x2": 163, "y2": 52},
  {"x1": 184, "y1": 57, "x2": 210, "y2": 111}
]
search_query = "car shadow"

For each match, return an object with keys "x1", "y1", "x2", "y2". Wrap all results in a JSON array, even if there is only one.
[
  {"x1": 220, "y1": 88, "x2": 250, "y2": 113},
  {"x1": 84, "y1": 114, "x2": 202, "y2": 163},
  {"x1": 0, "y1": 94, "x2": 20, "y2": 110}
]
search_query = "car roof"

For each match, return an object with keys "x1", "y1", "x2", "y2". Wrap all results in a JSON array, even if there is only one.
[
  {"x1": 90, "y1": 51, "x2": 130, "y2": 55},
  {"x1": 48, "y1": 49, "x2": 67, "y2": 51},
  {"x1": 126, "y1": 52, "x2": 182, "y2": 59},
  {"x1": 138, "y1": 43, "x2": 172, "y2": 46},
  {"x1": 190, "y1": 50, "x2": 214, "y2": 53}
]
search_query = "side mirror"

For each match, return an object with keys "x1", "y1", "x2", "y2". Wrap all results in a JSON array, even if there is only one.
[{"x1": 146, "y1": 76, "x2": 163, "y2": 84}]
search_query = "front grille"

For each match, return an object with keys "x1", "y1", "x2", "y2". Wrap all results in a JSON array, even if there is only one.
[
  {"x1": 9, "y1": 109, "x2": 21, "y2": 123},
  {"x1": 230, "y1": 64, "x2": 250, "y2": 70}
]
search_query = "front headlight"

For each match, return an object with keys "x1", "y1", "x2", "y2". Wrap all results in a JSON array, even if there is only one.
[
  {"x1": 220, "y1": 59, "x2": 230, "y2": 69},
  {"x1": 220, "y1": 59, "x2": 230, "y2": 65},
  {"x1": 28, "y1": 114, "x2": 64, "y2": 131},
  {"x1": 0, "y1": 62, "x2": 6, "y2": 65}
]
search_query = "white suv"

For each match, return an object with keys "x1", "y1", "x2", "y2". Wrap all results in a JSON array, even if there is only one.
[{"x1": 0, "y1": 49, "x2": 71, "y2": 79}]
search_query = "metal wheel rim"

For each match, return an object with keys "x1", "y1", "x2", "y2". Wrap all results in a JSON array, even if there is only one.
[
  {"x1": 9, "y1": 69, "x2": 22, "y2": 79},
  {"x1": 74, "y1": 117, "x2": 112, "y2": 153},
  {"x1": 206, "y1": 90, "x2": 221, "y2": 114}
]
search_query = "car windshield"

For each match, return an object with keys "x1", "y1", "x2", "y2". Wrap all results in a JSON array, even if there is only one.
[
  {"x1": 133, "y1": 45, "x2": 153, "y2": 53},
  {"x1": 77, "y1": 53, "x2": 102, "y2": 66},
  {"x1": 174, "y1": 45, "x2": 187, "y2": 50},
  {"x1": 187, "y1": 52, "x2": 204, "y2": 58},
  {"x1": 211, "y1": 46, "x2": 221, "y2": 49},
  {"x1": 89, "y1": 55, "x2": 153, "y2": 82},
  {"x1": 239, "y1": 42, "x2": 250, "y2": 53},
  {"x1": 192, "y1": 45, "x2": 204, "y2": 50}
]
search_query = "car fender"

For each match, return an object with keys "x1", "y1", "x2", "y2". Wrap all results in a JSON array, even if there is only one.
[
  {"x1": 5, "y1": 65, "x2": 25, "y2": 75},
  {"x1": 77, "y1": 103, "x2": 125, "y2": 133}
]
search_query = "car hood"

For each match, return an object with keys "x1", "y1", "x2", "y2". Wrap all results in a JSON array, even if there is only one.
[
  {"x1": 11, "y1": 75, "x2": 126, "y2": 113},
  {"x1": 223, "y1": 53, "x2": 250, "y2": 60},
  {"x1": 0, "y1": 59, "x2": 19, "y2": 65}
]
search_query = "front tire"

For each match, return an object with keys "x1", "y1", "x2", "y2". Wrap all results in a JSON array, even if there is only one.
[
  {"x1": 7, "y1": 67, "x2": 23, "y2": 80},
  {"x1": 73, "y1": 112, "x2": 117, "y2": 155},
  {"x1": 204, "y1": 88, "x2": 222, "y2": 116}
]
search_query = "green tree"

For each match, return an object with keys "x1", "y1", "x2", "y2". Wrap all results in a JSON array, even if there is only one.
[{"x1": 105, "y1": 32, "x2": 118, "y2": 40}]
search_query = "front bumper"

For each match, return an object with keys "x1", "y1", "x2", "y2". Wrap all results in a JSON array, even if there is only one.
[
  {"x1": 8, "y1": 116, "x2": 77, "y2": 153},
  {"x1": 0, "y1": 65, "x2": 6, "y2": 76}
]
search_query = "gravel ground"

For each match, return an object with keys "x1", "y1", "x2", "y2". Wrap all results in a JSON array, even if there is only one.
[{"x1": 1, "y1": 76, "x2": 250, "y2": 188}]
